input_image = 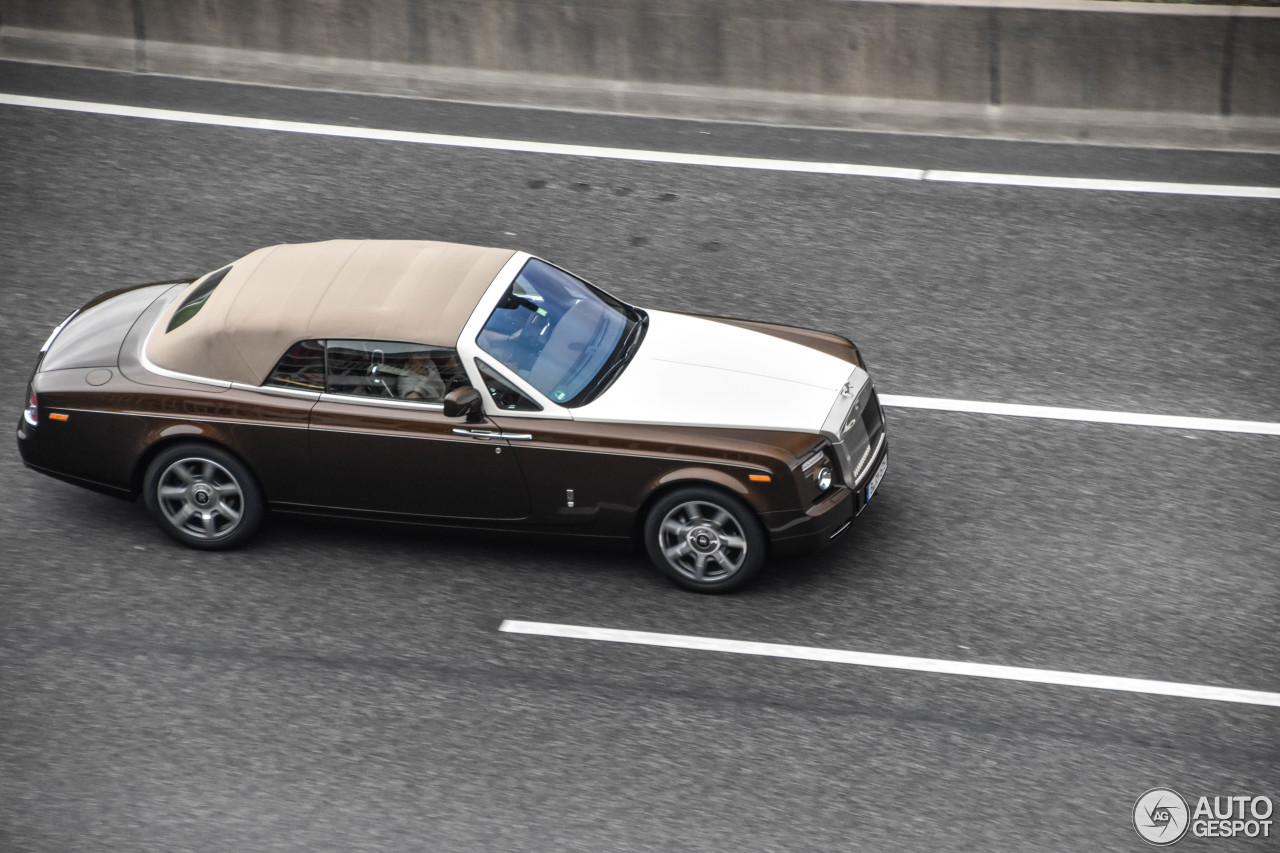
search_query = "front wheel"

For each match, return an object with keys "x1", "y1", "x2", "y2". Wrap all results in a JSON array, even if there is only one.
[
  {"x1": 643, "y1": 486, "x2": 767, "y2": 593},
  {"x1": 143, "y1": 442, "x2": 264, "y2": 550}
]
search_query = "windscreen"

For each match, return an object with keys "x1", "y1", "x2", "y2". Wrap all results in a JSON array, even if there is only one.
[{"x1": 476, "y1": 259, "x2": 631, "y2": 405}]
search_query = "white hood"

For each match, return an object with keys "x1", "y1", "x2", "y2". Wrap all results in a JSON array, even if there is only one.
[{"x1": 573, "y1": 310, "x2": 864, "y2": 432}]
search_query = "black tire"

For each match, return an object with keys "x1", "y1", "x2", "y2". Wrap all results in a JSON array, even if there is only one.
[
  {"x1": 142, "y1": 442, "x2": 264, "y2": 550},
  {"x1": 643, "y1": 486, "x2": 767, "y2": 593}
]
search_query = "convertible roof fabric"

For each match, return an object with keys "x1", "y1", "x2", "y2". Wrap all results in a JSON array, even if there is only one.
[{"x1": 146, "y1": 240, "x2": 516, "y2": 385}]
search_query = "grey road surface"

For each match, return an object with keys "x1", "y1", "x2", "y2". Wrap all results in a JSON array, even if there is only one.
[{"x1": 1, "y1": 63, "x2": 1278, "y2": 852}]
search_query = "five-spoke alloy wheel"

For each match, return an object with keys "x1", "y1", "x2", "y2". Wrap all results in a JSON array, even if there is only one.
[
  {"x1": 143, "y1": 443, "x2": 264, "y2": 550},
  {"x1": 644, "y1": 486, "x2": 766, "y2": 593}
]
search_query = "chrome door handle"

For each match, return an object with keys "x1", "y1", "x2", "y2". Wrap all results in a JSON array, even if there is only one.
[{"x1": 452, "y1": 429, "x2": 533, "y2": 441}]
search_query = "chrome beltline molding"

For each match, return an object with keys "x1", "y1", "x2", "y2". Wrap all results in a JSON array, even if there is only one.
[
  {"x1": 317, "y1": 392, "x2": 445, "y2": 411},
  {"x1": 230, "y1": 382, "x2": 319, "y2": 401}
]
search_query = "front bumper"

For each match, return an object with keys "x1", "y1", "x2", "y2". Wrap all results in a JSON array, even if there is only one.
[
  {"x1": 16, "y1": 416, "x2": 38, "y2": 466},
  {"x1": 765, "y1": 440, "x2": 887, "y2": 554}
]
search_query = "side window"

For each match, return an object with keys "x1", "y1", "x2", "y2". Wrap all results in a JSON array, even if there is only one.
[
  {"x1": 265, "y1": 339, "x2": 325, "y2": 391},
  {"x1": 325, "y1": 340, "x2": 467, "y2": 404},
  {"x1": 476, "y1": 358, "x2": 542, "y2": 412}
]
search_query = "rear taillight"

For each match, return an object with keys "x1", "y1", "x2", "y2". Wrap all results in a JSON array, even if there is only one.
[{"x1": 23, "y1": 388, "x2": 38, "y2": 427}]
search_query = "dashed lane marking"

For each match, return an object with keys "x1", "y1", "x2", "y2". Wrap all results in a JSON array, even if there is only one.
[{"x1": 3, "y1": 94, "x2": 1279, "y2": 199}]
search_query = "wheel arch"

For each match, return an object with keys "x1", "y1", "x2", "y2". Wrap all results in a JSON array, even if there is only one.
[
  {"x1": 632, "y1": 470, "x2": 765, "y2": 544},
  {"x1": 131, "y1": 431, "x2": 249, "y2": 497}
]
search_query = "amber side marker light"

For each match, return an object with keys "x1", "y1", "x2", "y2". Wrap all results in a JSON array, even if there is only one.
[
  {"x1": 748, "y1": 474, "x2": 771, "y2": 482},
  {"x1": 48, "y1": 413, "x2": 69, "y2": 421}
]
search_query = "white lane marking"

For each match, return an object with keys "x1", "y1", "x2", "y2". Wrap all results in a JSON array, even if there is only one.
[
  {"x1": 0, "y1": 94, "x2": 919, "y2": 180},
  {"x1": 3, "y1": 93, "x2": 1279, "y2": 200},
  {"x1": 925, "y1": 170, "x2": 1280, "y2": 199},
  {"x1": 879, "y1": 394, "x2": 1280, "y2": 436},
  {"x1": 499, "y1": 621, "x2": 1280, "y2": 708}
]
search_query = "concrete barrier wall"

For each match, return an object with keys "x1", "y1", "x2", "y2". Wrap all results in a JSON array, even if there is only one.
[
  {"x1": 2, "y1": 0, "x2": 1278, "y2": 125},
  {"x1": 1, "y1": 0, "x2": 134, "y2": 38},
  {"x1": 997, "y1": 9, "x2": 1229, "y2": 114},
  {"x1": 1233, "y1": 15, "x2": 1280, "y2": 117}
]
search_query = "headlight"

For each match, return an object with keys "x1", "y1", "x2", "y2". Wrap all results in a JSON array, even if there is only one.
[
  {"x1": 23, "y1": 387, "x2": 38, "y2": 427},
  {"x1": 817, "y1": 467, "x2": 833, "y2": 491}
]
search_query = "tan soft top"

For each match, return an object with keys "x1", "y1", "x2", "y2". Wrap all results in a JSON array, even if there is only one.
[{"x1": 147, "y1": 240, "x2": 516, "y2": 385}]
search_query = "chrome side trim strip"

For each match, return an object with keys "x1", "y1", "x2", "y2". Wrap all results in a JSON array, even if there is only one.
[
  {"x1": 40, "y1": 309, "x2": 79, "y2": 352},
  {"x1": 317, "y1": 392, "x2": 445, "y2": 412}
]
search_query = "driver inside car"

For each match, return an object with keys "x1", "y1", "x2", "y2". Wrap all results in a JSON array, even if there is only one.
[{"x1": 394, "y1": 351, "x2": 446, "y2": 401}]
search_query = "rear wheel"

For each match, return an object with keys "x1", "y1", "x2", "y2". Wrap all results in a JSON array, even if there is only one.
[
  {"x1": 143, "y1": 443, "x2": 264, "y2": 550},
  {"x1": 643, "y1": 486, "x2": 766, "y2": 593}
]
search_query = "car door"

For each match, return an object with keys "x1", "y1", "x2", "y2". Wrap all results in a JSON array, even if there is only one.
[
  {"x1": 468, "y1": 355, "x2": 655, "y2": 536},
  {"x1": 305, "y1": 339, "x2": 530, "y2": 520}
]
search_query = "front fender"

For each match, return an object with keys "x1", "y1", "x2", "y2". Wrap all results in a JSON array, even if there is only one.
[{"x1": 649, "y1": 464, "x2": 799, "y2": 518}]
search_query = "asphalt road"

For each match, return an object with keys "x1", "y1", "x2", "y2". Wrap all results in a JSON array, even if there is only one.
[{"x1": 1, "y1": 62, "x2": 1278, "y2": 852}]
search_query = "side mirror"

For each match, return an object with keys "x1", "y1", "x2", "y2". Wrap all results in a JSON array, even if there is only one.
[{"x1": 443, "y1": 386, "x2": 484, "y2": 423}]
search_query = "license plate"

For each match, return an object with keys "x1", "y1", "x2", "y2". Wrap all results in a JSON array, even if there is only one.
[{"x1": 865, "y1": 455, "x2": 887, "y2": 502}]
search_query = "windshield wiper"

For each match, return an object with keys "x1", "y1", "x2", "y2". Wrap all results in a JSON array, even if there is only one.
[{"x1": 569, "y1": 309, "x2": 648, "y2": 406}]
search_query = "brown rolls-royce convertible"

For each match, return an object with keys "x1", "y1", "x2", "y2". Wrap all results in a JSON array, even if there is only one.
[{"x1": 18, "y1": 240, "x2": 887, "y2": 592}]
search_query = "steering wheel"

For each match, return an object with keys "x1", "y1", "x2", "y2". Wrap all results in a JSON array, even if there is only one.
[{"x1": 368, "y1": 349, "x2": 395, "y2": 397}]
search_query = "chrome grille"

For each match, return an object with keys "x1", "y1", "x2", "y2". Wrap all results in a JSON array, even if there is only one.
[
  {"x1": 856, "y1": 388, "x2": 886, "y2": 479},
  {"x1": 824, "y1": 380, "x2": 885, "y2": 489}
]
